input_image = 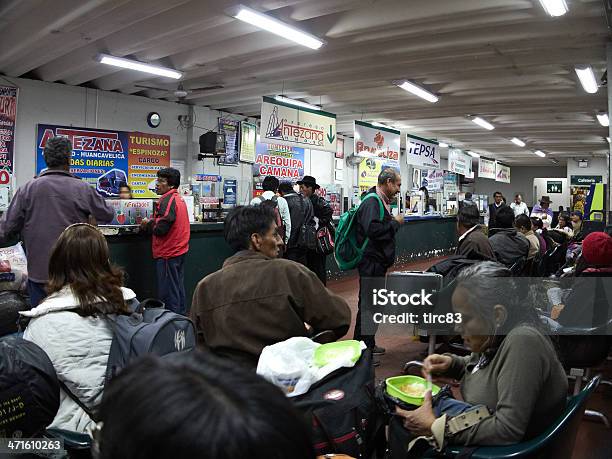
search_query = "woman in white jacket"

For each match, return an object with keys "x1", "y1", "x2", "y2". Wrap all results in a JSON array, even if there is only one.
[{"x1": 21, "y1": 223, "x2": 135, "y2": 433}]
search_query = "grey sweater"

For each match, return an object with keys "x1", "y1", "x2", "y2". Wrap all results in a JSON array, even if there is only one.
[{"x1": 444, "y1": 326, "x2": 567, "y2": 445}]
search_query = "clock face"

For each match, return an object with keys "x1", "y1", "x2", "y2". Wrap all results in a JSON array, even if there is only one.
[{"x1": 147, "y1": 112, "x2": 161, "y2": 128}]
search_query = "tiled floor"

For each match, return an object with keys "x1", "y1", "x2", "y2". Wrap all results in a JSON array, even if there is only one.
[{"x1": 326, "y1": 258, "x2": 612, "y2": 458}]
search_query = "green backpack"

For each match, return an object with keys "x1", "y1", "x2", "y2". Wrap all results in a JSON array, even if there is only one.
[{"x1": 334, "y1": 193, "x2": 384, "y2": 271}]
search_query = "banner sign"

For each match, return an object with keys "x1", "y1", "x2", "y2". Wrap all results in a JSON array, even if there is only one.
[
  {"x1": 319, "y1": 184, "x2": 342, "y2": 217},
  {"x1": 495, "y1": 162, "x2": 511, "y2": 183},
  {"x1": 478, "y1": 157, "x2": 496, "y2": 180},
  {"x1": 421, "y1": 169, "x2": 444, "y2": 192},
  {"x1": 358, "y1": 157, "x2": 400, "y2": 194},
  {"x1": 406, "y1": 134, "x2": 440, "y2": 169},
  {"x1": 223, "y1": 179, "x2": 237, "y2": 205},
  {"x1": 547, "y1": 181, "x2": 562, "y2": 194},
  {"x1": 218, "y1": 118, "x2": 239, "y2": 166},
  {"x1": 443, "y1": 171, "x2": 459, "y2": 197},
  {"x1": 239, "y1": 121, "x2": 257, "y2": 163},
  {"x1": 260, "y1": 96, "x2": 336, "y2": 152},
  {"x1": 127, "y1": 132, "x2": 171, "y2": 198},
  {"x1": 335, "y1": 137, "x2": 345, "y2": 159},
  {"x1": 106, "y1": 199, "x2": 154, "y2": 225},
  {"x1": 0, "y1": 86, "x2": 17, "y2": 177},
  {"x1": 354, "y1": 121, "x2": 400, "y2": 166},
  {"x1": 252, "y1": 143, "x2": 305, "y2": 180},
  {"x1": 448, "y1": 149, "x2": 472, "y2": 176},
  {"x1": 570, "y1": 175, "x2": 602, "y2": 186},
  {"x1": 195, "y1": 174, "x2": 222, "y2": 182}
]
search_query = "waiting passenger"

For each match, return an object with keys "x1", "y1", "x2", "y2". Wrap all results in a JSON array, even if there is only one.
[
  {"x1": 484, "y1": 191, "x2": 505, "y2": 228},
  {"x1": 278, "y1": 181, "x2": 314, "y2": 265},
  {"x1": 250, "y1": 176, "x2": 291, "y2": 250},
  {"x1": 530, "y1": 217, "x2": 547, "y2": 255},
  {"x1": 393, "y1": 262, "x2": 567, "y2": 451},
  {"x1": 190, "y1": 206, "x2": 351, "y2": 369},
  {"x1": 455, "y1": 204, "x2": 495, "y2": 261},
  {"x1": 570, "y1": 211, "x2": 584, "y2": 242},
  {"x1": 530, "y1": 196, "x2": 553, "y2": 229},
  {"x1": 96, "y1": 352, "x2": 315, "y2": 459},
  {"x1": 552, "y1": 212, "x2": 574, "y2": 238},
  {"x1": 514, "y1": 214, "x2": 540, "y2": 260},
  {"x1": 20, "y1": 223, "x2": 135, "y2": 433},
  {"x1": 488, "y1": 206, "x2": 530, "y2": 268}
]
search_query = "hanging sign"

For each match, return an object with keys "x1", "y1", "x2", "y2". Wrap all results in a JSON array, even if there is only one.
[
  {"x1": 443, "y1": 171, "x2": 459, "y2": 197},
  {"x1": 495, "y1": 162, "x2": 511, "y2": 183},
  {"x1": 448, "y1": 149, "x2": 472, "y2": 176},
  {"x1": 421, "y1": 169, "x2": 444, "y2": 192},
  {"x1": 239, "y1": 121, "x2": 257, "y2": 163},
  {"x1": 354, "y1": 121, "x2": 400, "y2": 166},
  {"x1": 0, "y1": 86, "x2": 17, "y2": 178},
  {"x1": 357, "y1": 157, "x2": 399, "y2": 194},
  {"x1": 406, "y1": 134, "x2": 440, "y2": 169},
  {"x1": 547, "y1": 181, "x2": 562, "y2": 194},
  {"x1": 570, "y1": 175, "x2": 602, "y2": 186},
  {"x1": 127, "y1": 132, "x2": 171, "y2": 198},
  {"x1": 252, "y1": 143, "x2": 305, "y2": 180},
  {"x1": 218, "y1": 118, "x2": 240, "y2": 166},
  {"x1": 478, "y1": 157, "x2": 496, "y2": 180},
  {"x1": 223, "y1": 179, "x2": 237, "y2": 205},
  {"x1": 260, "y1": 96, "x2": 336, "y2": 152}
]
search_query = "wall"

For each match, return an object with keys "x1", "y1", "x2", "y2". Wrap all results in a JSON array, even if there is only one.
[{"x1": 566, "y1": 157, "x2": 609, "y2": 187}]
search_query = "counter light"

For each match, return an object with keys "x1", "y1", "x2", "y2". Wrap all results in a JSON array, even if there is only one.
[{"x1": 96, "y1": 54, "x2": 183, "y2": 79}]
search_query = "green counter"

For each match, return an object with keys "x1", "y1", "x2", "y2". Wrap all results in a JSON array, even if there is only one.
[{"x1": 107, "y1": 217, "x2": 458, "y2": 310}]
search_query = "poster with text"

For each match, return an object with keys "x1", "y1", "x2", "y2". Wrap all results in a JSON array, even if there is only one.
[
  {"x1": 495, "y1": 162, "x2": 511, "y2": 183},
  {"x1": 319, "y1": 184, "x2": 342, "y2": 217},
  {"x1": 421, "y1": 169, "x2": 444, "y2": 192},
  {"x1": 223, "y1": 179, "x2": 237, "y2": 206},
  {"x1": 478, "y1": 157, "x2": 496, "y2": 180},
  {"x1": 0, "y1": 86, "x2": 17, "y2": 183},
  {"x1": 128, "y1": 132, "x2": 171, "y2": 198},
  {"x1": 443, "y1": 171, "x2": 459, "y2": 198},
  {"x1": 448, "y1": 148, "x2": 472, "y2": 176},
  {"x1": 406, "y1": 134, "x2": 440, "y2": 169},
  {"x1": 218, "y1": 118, "x2": 239, "y2": 166},
  {"x1": 239, "y1": 121, "x2": 257, "y2": 163},
  {"x1": 357, "y1": 157, "x2": 400, "y2": 194},
  {"x1": 354, "y1": 121, "x2": 400, "y2": 167},
  {"x1": 252, "y1": 143, "x2": 305, "y2": 180}
]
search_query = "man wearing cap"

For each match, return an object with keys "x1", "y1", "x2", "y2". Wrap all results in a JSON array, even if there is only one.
[
  {"x1": 530, "y1": 196, "x2": 553, "y2": 229},
  {"x1": 298, "y1": 175, "x2": 333, "y2": 285}
]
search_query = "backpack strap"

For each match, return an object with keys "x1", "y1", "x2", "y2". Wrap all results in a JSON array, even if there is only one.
[
  {"x1": 57, "y1": 379, "x2": 100, "y2": 423},
  {"x1": 362, "y1": 192, "x2": 385, "y2": 220}
]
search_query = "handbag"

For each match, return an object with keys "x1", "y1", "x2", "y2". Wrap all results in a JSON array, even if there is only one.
[{"x1": 316, "y1": 225, "x2": 334, "y2": 256}]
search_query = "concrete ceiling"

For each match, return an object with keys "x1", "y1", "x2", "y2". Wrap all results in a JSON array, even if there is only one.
[{"x1": 0, "y1": 0, "x2": 610, "y2": 165}]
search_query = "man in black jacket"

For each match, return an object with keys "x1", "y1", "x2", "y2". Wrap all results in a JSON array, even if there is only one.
[
  {"x1": 279, "y1": 181, "x2": 314, "y2": 265},
  {"x1": 298, "y1": 176, "x2": 333, "y2": 285},
  {"x1": 485, "y1": 191, "x2": 505, "y2": 228},
  {"x1": 353, "y1": 168, "x2": 404, "y2": 355}
]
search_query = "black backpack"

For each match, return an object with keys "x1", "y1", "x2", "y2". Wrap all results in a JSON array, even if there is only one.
[
  {"x1": 0, "y1": 291, "x2": 29, "y2": 337},
  {"x1": 291, "y1": 350, "x2": 385, "y2": 458}
]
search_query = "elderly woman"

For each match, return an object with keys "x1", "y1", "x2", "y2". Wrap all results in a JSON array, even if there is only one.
[{"x1": 394, "y1": 262, "x2": 567, "y2": 453}]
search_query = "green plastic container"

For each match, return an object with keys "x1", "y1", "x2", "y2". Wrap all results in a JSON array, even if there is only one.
[
  {"x1": 385, "y1": 375, "x2": 440, "y2": 406},
  {"x1": 314, "y1": 340, "x2": 362, "y2": 367}
]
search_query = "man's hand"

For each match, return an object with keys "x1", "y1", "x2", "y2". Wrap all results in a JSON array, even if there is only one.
[
  {"x1": 394, "y1": 214, "x2": 405, "y2": 225},
  {"x1": 139, "y1": 218, "x2": 149, "y2": 232}
]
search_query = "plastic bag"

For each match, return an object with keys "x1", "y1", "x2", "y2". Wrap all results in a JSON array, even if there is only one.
[{"x1": 0, "y1": 243, "x2": 27, "y2": 275}]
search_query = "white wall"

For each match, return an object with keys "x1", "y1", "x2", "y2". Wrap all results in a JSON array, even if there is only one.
[
  {"x1": 566, "y1": 157, "x2": 609, "y2": 186},
  {"x1": 533, "y1": 177, "x2": 570, "y2": 210}
]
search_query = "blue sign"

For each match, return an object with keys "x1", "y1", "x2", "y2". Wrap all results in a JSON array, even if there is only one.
[{"x1": 223, "y1": 179, "x2": 237, "y2": 205}]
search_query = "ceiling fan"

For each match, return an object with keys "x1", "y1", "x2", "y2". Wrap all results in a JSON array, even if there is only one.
[{"x1": 134, "y1": 82, "x2": 224, "y2": 99}]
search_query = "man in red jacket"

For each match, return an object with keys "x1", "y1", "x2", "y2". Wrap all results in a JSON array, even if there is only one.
[{"x1": 141, "y1": 168, "x2": 190, "y2": 314}]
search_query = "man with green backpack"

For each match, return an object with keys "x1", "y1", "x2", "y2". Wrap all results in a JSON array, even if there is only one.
[{"x1": 336, "y1": 168, "x2": 404, "y2": 357}]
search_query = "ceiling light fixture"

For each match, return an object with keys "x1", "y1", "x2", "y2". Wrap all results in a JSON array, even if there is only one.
[
  {"x1": 96, "y1": 54, "x2": 183, "y2": 79},
  {"x1": 534, "y1": 150, "x2": 546, "y2": 158},
  {"x1": 274, "y1": 95, "x2": 321, "y2": 111},
  {"x1": 471, "y1": 116, "x2": 495, "y2": 130},
  {"x1": 467, "y1": 150, "x2": 480, "y2": 158},
  {"x1": 606, "y1": 137, "x2": 611, "y2": 143},
  {"x1": 574, "y1": 65, "x2": 598, "y2": 94},
  {"x1": 596, "y1": 112, "x2": 609, "y2": 127},
  {"x1": 538, "y1": 0, "x2": 568, "y2": 17},
  {"x1": 439, "y1": 142, "x2": 449, "y2": 148},
  {"x1": 510, "y1": 137, "x2": 526, "y2": 147},
  {"x1": 234, "y1": 6, "x2": 324, "y2": 50},
  {"x1": 372, "y1": 122, "x2": 391, "y2": 129},
  {"x1": 394, "y1": 80, "x2": 439, "y2": 103},
  {"x1": 550, "y1": 158, "x2": 560, "y2": 165}
]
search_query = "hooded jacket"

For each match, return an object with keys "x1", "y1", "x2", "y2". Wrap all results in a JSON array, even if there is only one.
[
  {"x1": 488, "y1": 228, "x2": 530, "y2": 267},
  {"x1": 21, "y1": 286, "x2": 137, "y2": 433},
  {"x1": 190, "y1": 251, "x2": 351, "y2": 369}
]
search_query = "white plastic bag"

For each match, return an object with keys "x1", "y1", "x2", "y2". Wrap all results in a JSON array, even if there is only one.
[{"x1": 0, "y1": 243, "x2": 27, "y2": 275}]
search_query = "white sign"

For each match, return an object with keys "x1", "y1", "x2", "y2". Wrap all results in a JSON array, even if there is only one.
[
  {"x1": 478, "y1": 157, "x2": 496, "y2": 180},
  {"x1": 448, "y1": 149, "x2": 472, "y2": 176},
  {"x1": 496, "y1": 162, "x2": 511, "y2": 183},
  {"x1": 260, "y1": 96, "x2": 337, "y2": 153},
  {"x1": 406, "y1": 134, "x2": 440, "y2": 169},
  {"x1": 353, "y1": 121, "x2": 400, "y2": 166},
  {"x1": 421, "y1": 169, "x2": 444, "y2": 191}
]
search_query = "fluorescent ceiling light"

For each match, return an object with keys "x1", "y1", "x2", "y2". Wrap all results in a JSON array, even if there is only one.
[
  {"x1": 471, "y1": 116, "x2": 494, "y2": 130},
  {"x1": 534, "y1": 150, "x2": 546, "y2": 158},
  {"x1": 96, "y1": 54, "x2": 182, "y2": 79},
  {"x1": 607, "y1": 137, "x2": 611, "y2": 143},
  {"x1": 439, "y1": 142, "x2": 448, "y2": 148},
  {"x1": 372, "y1": 122, "x2": 391, "y2": 128},
  {"x1": 394, "y1": 80, "x2": 438, "y2": 103},
  {"x1": 574, "y1": 66, "x2": 598, "y2": 94},
  {"x1": 234, "y1": 6, "x2": 324, "y2": 50},
  {"x1": 550, "y1": 158, "x2": 559, "y2": 165},
  {"x1": 510, "y1": 137, "x2": 526, "y2": 147},
  {"x1": 466, "y1": 150, "x2": 480, "y2": 158},
  {"x1": 596, "y1": 113, "x2": 609, "y2": 127},
  {"x1": 275, "y1": 95, "x2": 320, "y2": 111},
  {"x1": 539, "y1": 0, "x2": 568, "y2": 17}
]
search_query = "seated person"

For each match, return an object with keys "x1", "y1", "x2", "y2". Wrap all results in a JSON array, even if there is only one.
[
  {"x1": 530, "y1": 217, "x2": 547, "y2": 255},
  {"x1": 394, "y1": 262, "x2": 567, "y2": 451},
  {"x1": 190, "y1": 205, "x2": 351, "y2": 369},
  {"x1": 570, "y1": 211, "x2": 584, "y2": 242},
  {"x1": 488, "y1": 206, "x2": 530, "y2": 268},
  {"x1": 96, "y1": 352, "x2": 315, "y2": 459},
  {"x1": 21, "y1": 223, "x2": 136, "y2": 433},
  {"x1": 551, "y1": 212, "x2": 573, "y2": 238},
  {"x1": 455, "y1": 204, "x2": 495, "y2": 261},
  {"x1": 514, "y1": 215, "x2": 540, "y2": 260}
]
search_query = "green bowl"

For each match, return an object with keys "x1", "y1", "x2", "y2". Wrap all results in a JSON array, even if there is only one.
[
  {"x1": 385, "y1": 375, "x2": 440, "y2": 406},
  {"x1": 314, "y1": 340, "x2": 362, "y2": 367}
]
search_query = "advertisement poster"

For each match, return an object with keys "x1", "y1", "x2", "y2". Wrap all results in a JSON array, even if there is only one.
[
  {"x1": 421, "y1": 169, "x2": 444, "y2": 192},
  {"x1": 354, "y1": 121, "x2": 400, "y2": 167},
  {"x1": 106, "y1": 199, "x2": 154, "y2": 225},
  {"x1": 0, "y1": 86, "x2": 17, "y2": 178},
  {"x1": 478, "y1": 157, "x2": 496, "y2": 180},
  {"x1": 335, "y1": 137, "x2": 345, "y2": 159},
  {"x1": 223, "y1": 179, "x2": 237, "y2": 206},
  {"x1": 443, "y1": 171, "x2": 459, "y2": 197},
  {"x1": 319, "y1": 184, "x2": 342, "y2": 217},
  {"x1": 239, "y1": 121, "x2": 257, "y2": 163},
  {"x1": 406, "y1": 134, "x2": 440, "y2": 169},
  {"x1": 260, "y1": 96, "x2": 337, "y2": 153},
  {"x1": 218, "y1": 118, "x2": 239, "y2": 166},
  {"x1": 252, "y1": 143, "x2": 305, "y2": 180},
  {"x1": 127, "y1": 132, "x2": 171, "y2": 198},
  {"x1": 448, "y1": 148, "x2": 472, "y2": 176},
  {"x1": 495, "y1": 162, "x2": 511, "y2": 183},
  {"x1": 357, "y1": 157, "x2": 399, "y2": 194}
]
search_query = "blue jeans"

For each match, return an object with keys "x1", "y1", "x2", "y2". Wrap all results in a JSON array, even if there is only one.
[
  {"x1": 155, "y1": 255, "x2": 186, "y2": 315},
  {"x1": 27, "y1": 280, "x2": 47, "y2": 307}
]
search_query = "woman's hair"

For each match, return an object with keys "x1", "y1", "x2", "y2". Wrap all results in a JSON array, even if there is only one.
[
  {"x1": 530, "y1": 216, "x2": 543, "y2": 230},
  {"x1": 97, "y1": 352, "x2": 315, "y2": 459},
  {"x1": 558, "y1": 212, "x2": 572, "y2": 228},
  {"x1": 224, "y1": 206, "x2": 276, "y2": 252},
  {"x1": 47, "y1": 224, "x2": 128, "y2": 316}
]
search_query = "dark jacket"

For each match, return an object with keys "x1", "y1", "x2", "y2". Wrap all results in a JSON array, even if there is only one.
[
  {"x1": 488, "y1": 228, "x2": 530, "y2": 267},
  {"x1": 356, "y1": 187, "x2": 400, "y2": 268},
  {"x1": 487, "y1": 203, "x2": 505, "y2": 228},
  {"x1": 557, "y1": 267, "x2": 612, "y2": 329},
  {"x1": 283, "y1": 192, "x2": 314, "y2": 248},
  {"x1": 455, "y1": 225, "x2": 496, "y2": 261},
  {"x1": 0, "y1": 170, "x2": 114, "y2": 282},
  {"x1": 190, "y1": 251, "x2": 351, "y2": 369},
  {"x1": 310, "y1": 193, "x2": 333, "y2": 229},
  {"x1": 145, "y1": 189, "x2": 190, "y2": 259}
]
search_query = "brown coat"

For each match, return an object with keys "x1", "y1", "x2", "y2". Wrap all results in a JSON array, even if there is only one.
[
  {"x1": 190, "y1": 251, "x2": 351, "y2": 368},
  {"x1": 456, "y1": 225, "x2": 496, "y2": 261}
]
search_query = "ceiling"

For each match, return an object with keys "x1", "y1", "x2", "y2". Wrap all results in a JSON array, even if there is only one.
[{"x1": 1, "y1": 0, "x2": 610, "y2": 165}]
